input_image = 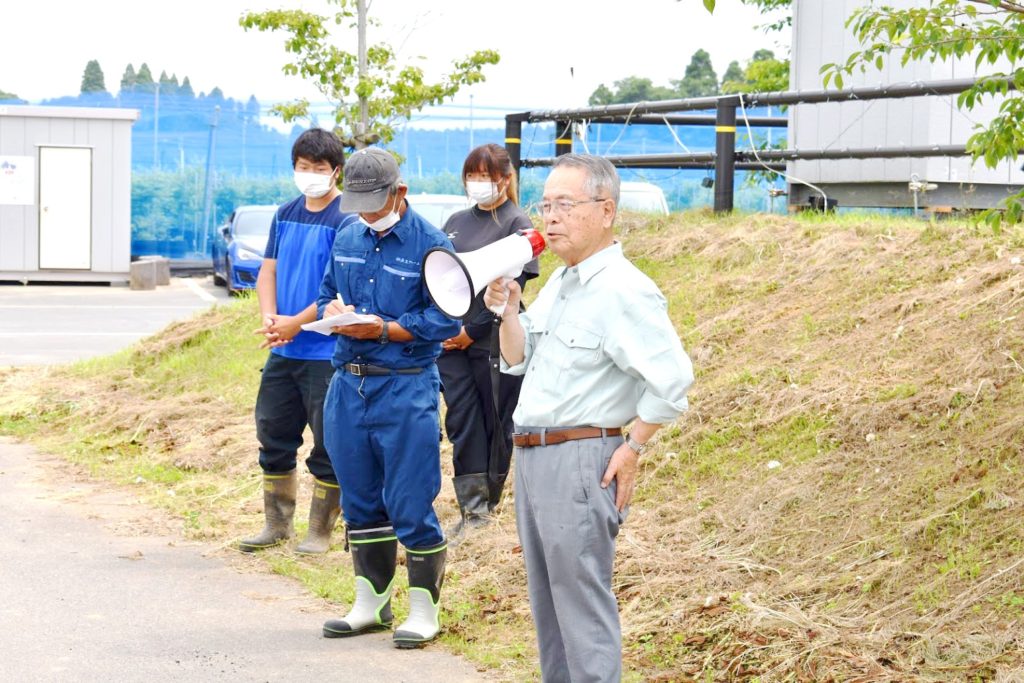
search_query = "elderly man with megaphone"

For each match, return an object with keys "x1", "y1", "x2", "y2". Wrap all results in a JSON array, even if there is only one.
[{"x1": 483, "y1": 153, "x2": 694, "y2": 683}]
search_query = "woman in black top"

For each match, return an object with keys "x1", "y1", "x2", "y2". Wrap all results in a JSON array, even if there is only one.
[{"x1": 438, "y1": 143, "x2": 539, "y2": 537}]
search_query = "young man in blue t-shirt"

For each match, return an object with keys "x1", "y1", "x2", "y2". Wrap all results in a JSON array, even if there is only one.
[{"x1": 239, "y1": 129, "x2": 358, "y2": 555}]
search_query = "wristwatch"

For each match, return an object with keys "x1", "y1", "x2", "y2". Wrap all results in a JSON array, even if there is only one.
[
  {"x1": 377, "y1": 320, "x2": 390, "y2": 345},
  {"x1": 624, "y1": 433, "x2": 649, "y2": 456}
]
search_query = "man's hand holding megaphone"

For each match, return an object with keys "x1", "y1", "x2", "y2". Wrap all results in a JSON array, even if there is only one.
[{"x1": 482, "y1": 277, "x2": 522, "y2": 321}]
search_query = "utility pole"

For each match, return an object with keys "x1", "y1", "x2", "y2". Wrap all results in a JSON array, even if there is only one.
[
  {"x1": 200, "y1": 105, "x2": 220, "y2": 258},
  {"x1": 153, "y1": 82, "x2": 160, "y2": 170},
  {"x1": 242, "y1": 117, "x2": 248, "y2": 177},
  {"x1": 357, "y1": 0, "x2": 369, "y2": 147}
]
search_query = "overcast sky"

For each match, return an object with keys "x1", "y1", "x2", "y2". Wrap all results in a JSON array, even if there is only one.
[{"x1": 1, "y1": 0, "x2": 788, "y2": 118}]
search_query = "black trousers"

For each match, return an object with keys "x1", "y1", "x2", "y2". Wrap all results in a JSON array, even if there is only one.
[
  {"x1": 437, "y1": 346, "x2": 522, "y2": 477},
  {"x1": 254, "y1": 353, "x2": 336, "y2": 482}
]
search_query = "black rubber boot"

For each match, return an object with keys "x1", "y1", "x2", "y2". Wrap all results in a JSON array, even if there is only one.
[
  {"x1": 394, "y1": 543, "x2": 447, "y2": 649},
  {"x1": 296, "y1": 478, "x2": 341, "y2": 555},
  {"x1": 323, "y1": 527, "x2": 397, "y2": 638},
  {"x1": 238, "y1": 470, "x2": 297, "y2": 552},
  {"x1": 447, "y1": 474, "x2": 492, "y2": 541},
  {"x1": 487, "y1": 471, "x2": 509, "y2": 512}
]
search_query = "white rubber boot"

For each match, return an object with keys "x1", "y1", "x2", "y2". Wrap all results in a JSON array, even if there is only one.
[
  {"x1": 393, "y1": 543, "x2": 446, "y2": 649},
  {"x1": 323, "y1": 529, "x2": 397, "y2": 638}
]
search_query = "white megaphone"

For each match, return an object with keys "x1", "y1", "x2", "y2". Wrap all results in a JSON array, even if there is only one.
[{"x1": 422, "y1": 229, "x2": 546, "y2": 318}]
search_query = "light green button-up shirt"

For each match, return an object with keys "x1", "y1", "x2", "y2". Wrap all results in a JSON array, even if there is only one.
[{"x1": 504, "y1": 242, "x2": 693, "y2": 429}]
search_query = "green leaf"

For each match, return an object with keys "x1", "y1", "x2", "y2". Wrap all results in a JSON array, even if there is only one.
[{"x1": 703, "y1": 0, "x2": 716, "y2": 12}]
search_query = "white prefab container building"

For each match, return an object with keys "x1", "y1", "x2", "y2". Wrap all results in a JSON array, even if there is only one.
[
  {"x1": 788, "y1": 0, "x2": 1024, "y2": 210},
  {"x1": 0, "y1": 105, "x2": 138, "y2": 282}
]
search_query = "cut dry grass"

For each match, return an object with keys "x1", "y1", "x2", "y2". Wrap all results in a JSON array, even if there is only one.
[{"x1": 2, "y1": 212, "x2": 1024, "y2": 681}]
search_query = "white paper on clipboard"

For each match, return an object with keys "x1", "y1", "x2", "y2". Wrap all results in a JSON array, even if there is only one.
[{"x1": 301, "y1": 311, "x2": 378, "y2": 335}]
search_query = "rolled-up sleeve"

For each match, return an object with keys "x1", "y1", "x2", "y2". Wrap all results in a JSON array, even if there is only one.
[
  {"x1": 605, "y1": 290, "x2": 694, "y2": 424},
  {"x1": 500, "y1": 309, "x2": 536, "y2": 376},
  {"x1": 398, "y1": 304, "x2": 461, "y2": 342}
]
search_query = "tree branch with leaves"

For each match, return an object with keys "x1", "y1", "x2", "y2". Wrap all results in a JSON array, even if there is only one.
[{"x1": 240, "y1": 0, "x2": 499, "y2": 149}]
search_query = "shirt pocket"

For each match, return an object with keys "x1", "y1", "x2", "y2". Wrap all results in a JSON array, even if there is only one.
[
  {"x1": 552, "y1": 322, "x2": 603, "y2": 375},
  {"x1": 333, "y1": 250, "x2": 367, "y2": 301},
  {"x1": 379, "y1": 264, "x2": 422, "y2": 318}
]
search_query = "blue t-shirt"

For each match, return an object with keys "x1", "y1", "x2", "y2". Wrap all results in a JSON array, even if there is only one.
[
  {"x1": 264, "y1": 194, "x2": 358, "y2": 361},
  {"x1": 316, "y1": 203, "x2": 461, "y2": 369}
]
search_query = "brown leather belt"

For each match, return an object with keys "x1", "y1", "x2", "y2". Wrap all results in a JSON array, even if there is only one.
[{"x1": 512, "y1": 427, "x2": 621, "y2": 448}]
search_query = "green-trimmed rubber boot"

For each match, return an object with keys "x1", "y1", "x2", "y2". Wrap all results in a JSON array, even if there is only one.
[
  {"x1": 238, "y1": 470, "x2": 297, "y2": 552},
  {"x1": 394, "y1": 542, "x2": 446, "y2": 649},
  {"x1": 323, "y1": 527, "x2": 397, "y2": 638},
  {"x1": 296, "y1": 478, "x2": 341, "y2": 555}
]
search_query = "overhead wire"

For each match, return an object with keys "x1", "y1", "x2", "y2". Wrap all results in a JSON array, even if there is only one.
[{"x1": 737, "y1": 92, "x2": 829, "y2": 207}]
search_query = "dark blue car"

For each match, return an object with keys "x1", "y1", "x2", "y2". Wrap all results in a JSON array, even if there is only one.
[{"x1": 211, "y1": 205, "x2": 277, "y2": 292}]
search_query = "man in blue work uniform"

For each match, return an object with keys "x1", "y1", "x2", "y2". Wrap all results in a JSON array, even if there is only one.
[{"x1": 317, "y1": 147, "x2": 460, "y2": 648}]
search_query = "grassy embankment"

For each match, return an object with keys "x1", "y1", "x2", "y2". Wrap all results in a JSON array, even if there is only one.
[{"x1": 2, "y1": 210, "x2": 1023, "y2": 681}]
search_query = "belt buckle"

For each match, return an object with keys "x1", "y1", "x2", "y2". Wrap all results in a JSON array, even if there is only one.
[{"x1": 349, "y1": 363, "x2": 363, "y2": 377}]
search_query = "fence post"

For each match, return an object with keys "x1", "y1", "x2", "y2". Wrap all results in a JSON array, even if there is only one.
[
  {"x1": 714, "y1": 98, "x2": 738, "y2": 213},
  {"x1": 555, "y1": 120, "x2": 573, "y2": 157},
  {"x1": 505, "y1": 114, "x2": 525, "y2": 204}
]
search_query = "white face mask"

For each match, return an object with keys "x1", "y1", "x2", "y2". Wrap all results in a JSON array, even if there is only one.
[
  {"x1": 294, "y1": 170, "x2": 336, "y2": 198},
  {"x1": 466, "y1": 180, "x2": 502, "y2": 206},
  {"x1": 359, "y1": 195, "x2": 401, "y2": 232}
]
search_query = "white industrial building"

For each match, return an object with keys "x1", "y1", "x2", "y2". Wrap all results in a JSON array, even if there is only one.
[
  {"x1": 0, "y1": 105, "x2": 138, "y2": 283},
  {"x1": 788, "y1": 0, "x2": 1024, "y2": 210}
]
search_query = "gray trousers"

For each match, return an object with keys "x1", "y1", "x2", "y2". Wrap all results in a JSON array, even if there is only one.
[{"x1": 514, "y1": 431, "x2": 626, "y2": 683}]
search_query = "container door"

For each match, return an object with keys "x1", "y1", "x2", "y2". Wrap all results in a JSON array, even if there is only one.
[{"x1": 39, "y1": 146, "x2": 92, "y2": 270}]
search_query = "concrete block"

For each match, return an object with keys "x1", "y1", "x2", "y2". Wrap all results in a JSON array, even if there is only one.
[
  {"x1": 129, "y1": 259, "x2": 158, "y2": 290},
  {"x1": 137, "y1": 255, "x2": 171, "y2": 286}
]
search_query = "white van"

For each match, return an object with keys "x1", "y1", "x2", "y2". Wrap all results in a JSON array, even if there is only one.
[{"x1": 618, "y1": 181, "x2": 670, "y2": 215}]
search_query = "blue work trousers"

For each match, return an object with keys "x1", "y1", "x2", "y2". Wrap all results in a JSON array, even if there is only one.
[{"x1": 323, "y1": 365, "x2": 444, "y2": 550}]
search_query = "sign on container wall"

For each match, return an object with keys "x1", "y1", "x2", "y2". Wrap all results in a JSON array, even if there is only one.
[{"x1": 0, "y1": 156, "x2": 35, "y2": 205}]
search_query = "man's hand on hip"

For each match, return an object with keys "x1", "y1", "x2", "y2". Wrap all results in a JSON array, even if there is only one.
[{"x1": 600, "y1": 443, "x2": 640, "y2": 512}]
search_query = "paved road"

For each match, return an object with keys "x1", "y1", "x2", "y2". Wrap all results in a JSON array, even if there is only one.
[
  {"x1": 0, "y1": 277, "x2": 231, "y2": 366},
  {"x1": 0, "y1": 438, "x2": 488, "y2": 683},
  {"x1": 0, "y1": 280, "x2": 491, "y2": 682}
]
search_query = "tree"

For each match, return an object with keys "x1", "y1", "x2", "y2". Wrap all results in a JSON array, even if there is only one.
[
  {"x1": 721, "y1": 49, "x2": 790, "y2": 94},
  {"x1": 120, "y1": 64, "x2": 137, "y2": 93},
  {"x1": 240, "y1": 0, "x2": 499, "y2": 148},
  {"x1": 674, "y1": 49, "x2": 719, "y2": 98},
  {"x1": 721, "y1": 61, "x2": 744, "y2": 88},
  {"x1": 246, "y1": 95, "x2": 261, "y2": 121},
  {"x1": 588, "y1": 76, "x2": 675, "y2": 105},
  {"x1": 821, "y1": 0, "x2": 1024, "y2": 226},
  {"x1": 80, "y1": 60, "x2": 106, "y2": 94},
  {"x1": 589, "y1": 84, "x2": 615, "y2": 106},
  {"x1": 135, "y1": 63, "x2": 155, "y2": 93},
  {"x1": 159, "y1": 71, "x2": 180, "y2": 96},
  {"x1": 0, "y1": 88, "x2": 21, "y2": 101},
  {"x1": 179, "y1": 76, "x2": 195, "y2": 98}
]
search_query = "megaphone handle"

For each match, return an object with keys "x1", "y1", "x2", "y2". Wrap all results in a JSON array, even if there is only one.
[{"x1": 487, "y1": 276, "x2": 512, "y2": 316}]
